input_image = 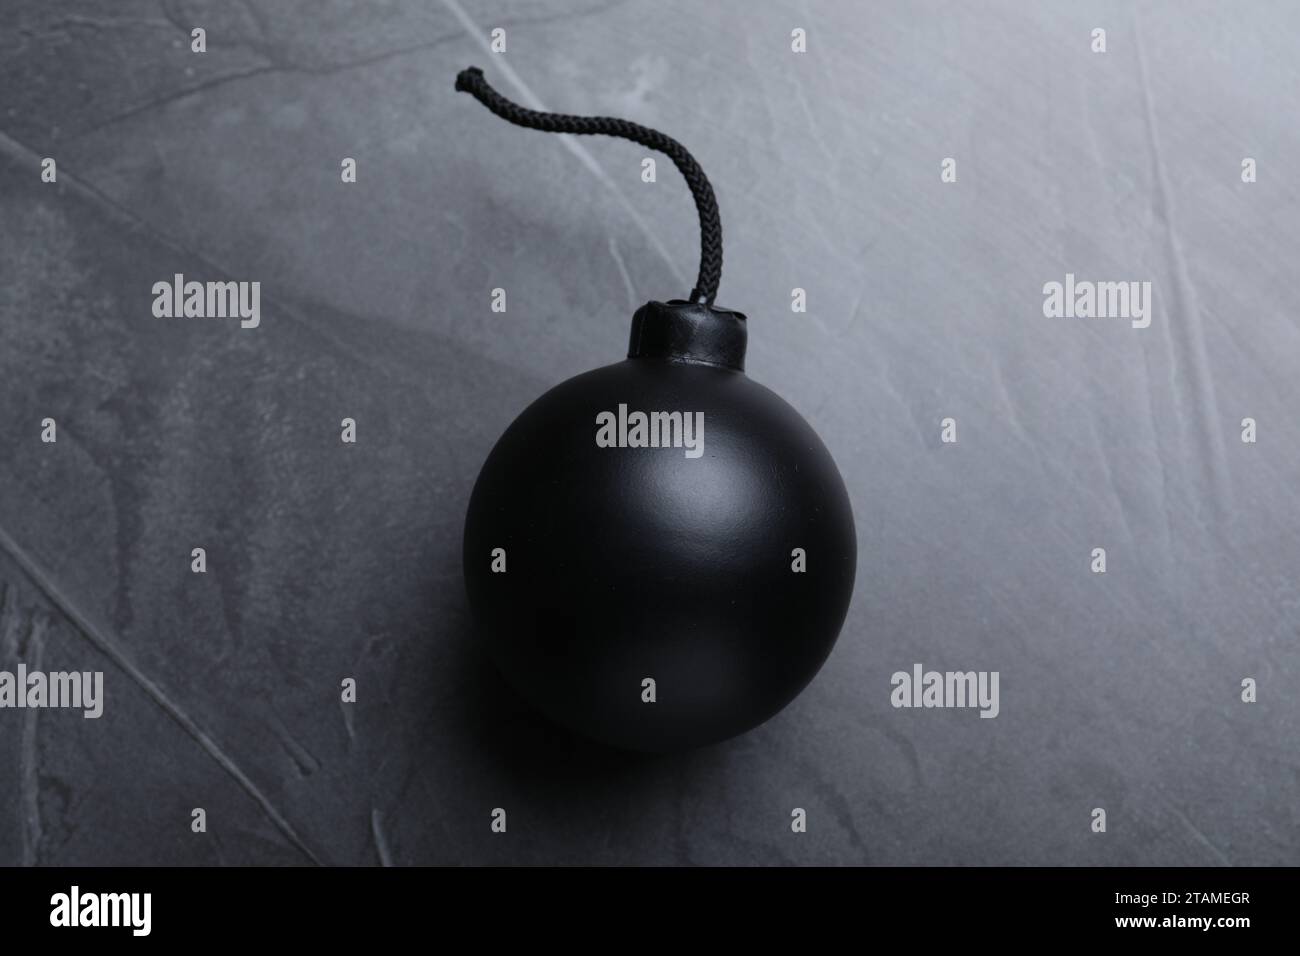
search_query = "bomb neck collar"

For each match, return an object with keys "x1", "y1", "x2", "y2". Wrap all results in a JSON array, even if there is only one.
[{"x1": 627, "y1": 299, "x2": 748, "y2": 372}]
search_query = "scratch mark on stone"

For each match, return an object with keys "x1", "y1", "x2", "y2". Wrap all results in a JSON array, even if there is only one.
[
  {"x1": 873, "y1": 719, "x2": 925, "y2": 789},
  {"x1": 39, "y1": 14, "x2": 175, "y2": 31},
  {"x1": 19, "y1": 612, "x2": 47, "y2": 867},
  {"x1": 0, "y1": 523, "x2": 322, "y2": 865},
  {"x1": 1131, "y1": 10, "x2": 1229, "y2": 514},
  {"x1": 788, "y1": 65, "x2": 835, "y2": 171},
  {"x1": 607, "y1": 236, "x2": 637, "y2": 311},
  {"x1": 270, "y1": 715, "x2": 321, "y2": 777},
  {"x1": 340, "y1": 695, "x2": 356, "y2": 744},
  {"x1": 210, "y1": 832, "x2": 229, "y2": 866},
  {"x1": 0, "y1": 586, "x2": 47, "y2": 865},
  {"x1": 371, "y1": 808, "x2": 394, "y2": 866},
  {"x1": 1164, "y1": 800, "x2": 1231, "y2": 866},
  {"x1": 796, "y1": 756, "x2": 871, "y2": 862},
  {"x1": 73, "y1": 30, "x2": 468, "y2": 139}
]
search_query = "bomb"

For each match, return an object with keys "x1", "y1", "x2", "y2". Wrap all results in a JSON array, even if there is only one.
[{"x1": 457, "y1": 67, "x2": 856, "y2": 752}]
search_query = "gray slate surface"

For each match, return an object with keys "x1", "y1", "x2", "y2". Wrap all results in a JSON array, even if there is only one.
[{"x1": 1, "y1": 0, "x2": 1297, "y2": 865}]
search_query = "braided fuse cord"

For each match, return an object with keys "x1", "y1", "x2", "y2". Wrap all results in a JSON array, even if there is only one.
[{"x1": 455, "y1": 66, "x2": 724, "y2": 306}]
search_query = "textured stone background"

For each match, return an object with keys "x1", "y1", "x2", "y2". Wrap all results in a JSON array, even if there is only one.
[{"x1": 1, "y1": 0, "x2": 1297, "y2": 865}]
